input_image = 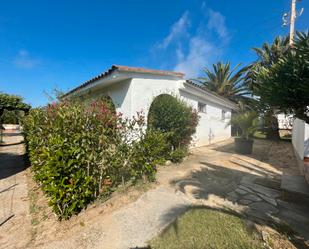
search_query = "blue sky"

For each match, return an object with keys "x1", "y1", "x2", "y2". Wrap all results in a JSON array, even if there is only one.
[{"x1": 0, "y1": 0, "x2": 308, "y2": 107}]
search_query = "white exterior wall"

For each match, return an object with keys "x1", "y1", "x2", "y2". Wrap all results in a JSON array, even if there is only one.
[
  {"x1": 82, "y1": 79, "x2": 134, "y2": 117},
  {"x1": 292, "y1": 118, "x2": 309, "y2": 159},
  {"x1": 72, "y1": 75, "x2": 233, "y2": 148},
  {"x1": 179, "y1": 90, "x2": 231, "y2": 146},
  {"x1": 195, "y1": 105, "x2": 231, "y2": 146},
  {"x1": 130, "y1": 78, "x2": 232, "y2": 147},
  {"x1": 130, "y1": 76, "x2": 181, "y2": 118}
]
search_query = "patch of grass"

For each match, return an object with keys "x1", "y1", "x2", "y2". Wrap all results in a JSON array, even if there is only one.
[
  {"x1": 31, "y1": 217, "x2": 39, "y2": 226},
  {"x1": 254, "y1": 131, "x2": 267, "y2": 139},
  {"x1": 149, "y1": 208, "x2": 264, "y2": 249},
  {"x1": 29, "y1": 187, "x2": 41, "y2": 230},
  {"x1": 130, "y1": 179, "x2": 153, "y2": 192},
  {"x1": 29, "y1": 188, "x2": 39, "y2": 214}
]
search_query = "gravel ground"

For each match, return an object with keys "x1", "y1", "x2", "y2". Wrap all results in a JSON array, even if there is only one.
[{"x1": 43, "y1": 186, "x2": 190, "y2": 249}]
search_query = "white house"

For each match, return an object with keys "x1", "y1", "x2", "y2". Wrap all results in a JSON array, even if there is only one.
[{"x1": 63, "y1": 65, "x2": 237, "y2": 147}]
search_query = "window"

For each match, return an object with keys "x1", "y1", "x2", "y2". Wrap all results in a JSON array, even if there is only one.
[
  {"x1": 221, "y1": 110, "x2": 226, "y2": 120},
  {"x1": 198, "y1": 102, "x2": 207, "y2": 113}
]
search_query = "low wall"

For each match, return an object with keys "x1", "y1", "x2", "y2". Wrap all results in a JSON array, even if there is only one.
[{"x1": 292, "y1": 118, "x2": 309, "y2": 183}]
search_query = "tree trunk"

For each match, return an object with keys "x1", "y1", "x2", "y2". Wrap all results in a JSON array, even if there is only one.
[{"x1": 265, "y1": 110, "x2": 280, "y2": 140}]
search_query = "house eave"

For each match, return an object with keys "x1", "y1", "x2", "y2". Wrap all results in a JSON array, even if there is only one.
[
  {"x1": 181, "y1": 81, "x2": 238, "y2": 110},
  {"x1": 61, "y1": 65, "x2": 184, "y2": 99}
]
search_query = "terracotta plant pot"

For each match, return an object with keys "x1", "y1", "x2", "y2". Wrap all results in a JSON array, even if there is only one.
[{"x1": 234, "y1": 137, "x2": 254, "y2": 154}]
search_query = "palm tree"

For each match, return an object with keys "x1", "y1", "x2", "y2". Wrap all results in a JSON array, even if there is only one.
[
  {"x1": 247, "y1": 36, "x2": 289, "y2": 91},
  {"x1": 195, "y1": 62, "x2": 254, "y2": 137},
  {"x1": 252, "y1": 36, "x2": 289, "y2": 66},
  {"x1": 195, "y1": 62, "x2": 250, "y2": 103}
]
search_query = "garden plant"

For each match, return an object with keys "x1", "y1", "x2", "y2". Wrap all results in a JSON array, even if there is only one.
[
  {"x1": 147, "y1": 94, "x2": 199, "y2": 163},
  {"x1": 23, "y1": 100, "x2": 168, "y2": 219},
  {"x1": 229, "y1": 111, "x2": 259, "y2": 154},
  {"x1": 22, "y1": 96, "x2": 198, "y2": 219}
]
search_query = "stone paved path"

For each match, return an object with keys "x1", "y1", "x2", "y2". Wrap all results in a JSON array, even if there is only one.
[
  {"x1": 163, "y1": 139, "x2": 309, "y2": 243},
  {"x1": 0, "y1": 131, "x2": 31, "y2": 249}
]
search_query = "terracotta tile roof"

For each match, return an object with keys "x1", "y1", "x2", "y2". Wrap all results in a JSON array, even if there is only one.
[
  {"x1": 63, "y1": 65, "x2": 184, "y2": 97},
  {"x1": 114, "y1": 65, "x2": 184, "y2": 77}
]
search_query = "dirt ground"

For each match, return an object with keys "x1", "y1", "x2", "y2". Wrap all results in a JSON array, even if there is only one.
[
  {"x1": 0, "y1": 131, "x2": 31, "y2": 249},
  {"x1": 1, "y1": 132, "x2": 309, "y2": 249},
  {"x1": 26, "y1": 171, "x2": 156, "y2": 249}
]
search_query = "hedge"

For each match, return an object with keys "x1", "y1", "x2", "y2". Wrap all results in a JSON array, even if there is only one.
[{"x1": 22, "y1": 100, "x2": 168, "y2": 219}]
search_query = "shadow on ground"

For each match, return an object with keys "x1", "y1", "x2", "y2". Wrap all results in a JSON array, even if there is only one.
[
  {"x1": 0, "y1": 152, "x2": 28, "y2": 180},
  {"x1": 164, "y1": 139, "x2": 309, "y2": 248},
  {"x1": 0, "y1": 132, "x2": 28, "y2": 180}
]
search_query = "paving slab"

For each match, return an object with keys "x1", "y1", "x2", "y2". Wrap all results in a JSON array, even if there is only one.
[
  {"x1": 235, "y1": 188, "x2": 247, "y2": 195},
  {"x1": 242, "y1": 182, "x2": 281, "y2": 198},
  {"x1": 239, "y1": 185, "x2": 255, "y2": 194},
  {"x1": 239, "y1": 199, "x2": 252, "y2": 205},
  {"x1": 256, "y1": 193, "x2": 277, "y2": 206},
  {"x1": 281, "y1": 174, "x2": 309, "y2": 198},
  {"x1": 246, "y1": 201, "x2": 279, "y2": 221},
  {"x1": 242, "y1": 194, "x2": 262, "y2": 202}
]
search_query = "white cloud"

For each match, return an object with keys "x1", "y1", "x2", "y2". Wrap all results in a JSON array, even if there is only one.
[
  {"x1": 14, "y1": 49, "x2": 40, "y2": 69},
  {"x1": 151, "y1": 5, "x2": 229, "y2": 79},
  {"x1": 174, "y1": 36, "x2": 215, "y2": 78},
  {"x1": 173, "y1": 6, "x2": 229, "y2": 78},
  {"x1": 157, "y1": 11, "x2": 190, "y2": 49},
  {"x1": 207, "y1": 9, "x2": 228, "y2": 40}
]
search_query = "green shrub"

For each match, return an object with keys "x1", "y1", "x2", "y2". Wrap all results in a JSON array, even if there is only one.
[
  {"x1": 169, "y1": 147, "x2": 188, "y2": 163},
  {"x1": 129, "y1": 130, "x2": 170, "y2": 181},
  {"x1": 147, "y1": 94, "x2": 199, "y2": 163},
  {"x1": 1, "y1": 110, "x2": 20, "y2": 124},
  {"x1": 22, "y1": 100, "x2": 166, "y2": 219}
]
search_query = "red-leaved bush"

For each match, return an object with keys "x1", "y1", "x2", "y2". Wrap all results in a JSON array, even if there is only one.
[{"x1": 22, "y1": 99, "x2": 168, "y2": 219}]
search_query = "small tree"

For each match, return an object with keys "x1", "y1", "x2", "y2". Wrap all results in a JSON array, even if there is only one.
[
  {"x1": 0, "y1": 93, "x2": 30, "y2": 115},
  {"x1": 251, "y1": 31, "x2": 309, "y2": 123},
  {"x1": 0, "y1": 93, "x2": 30, "y2": 142},
  {"x1": 1, "y1": 110, "x2": 20, "y2": 124},
  {"x1": 246, "y1": 36, "x2": 291, "y2": 139}
]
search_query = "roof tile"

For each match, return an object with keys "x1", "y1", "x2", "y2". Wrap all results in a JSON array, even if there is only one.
[{"x1": 63, "y1": 65, "x2": 184, "y2": 97}]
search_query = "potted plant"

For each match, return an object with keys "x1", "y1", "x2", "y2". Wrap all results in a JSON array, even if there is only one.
[{"x1": 230, "y1": 111, "x2": 258, "y2": 154}]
